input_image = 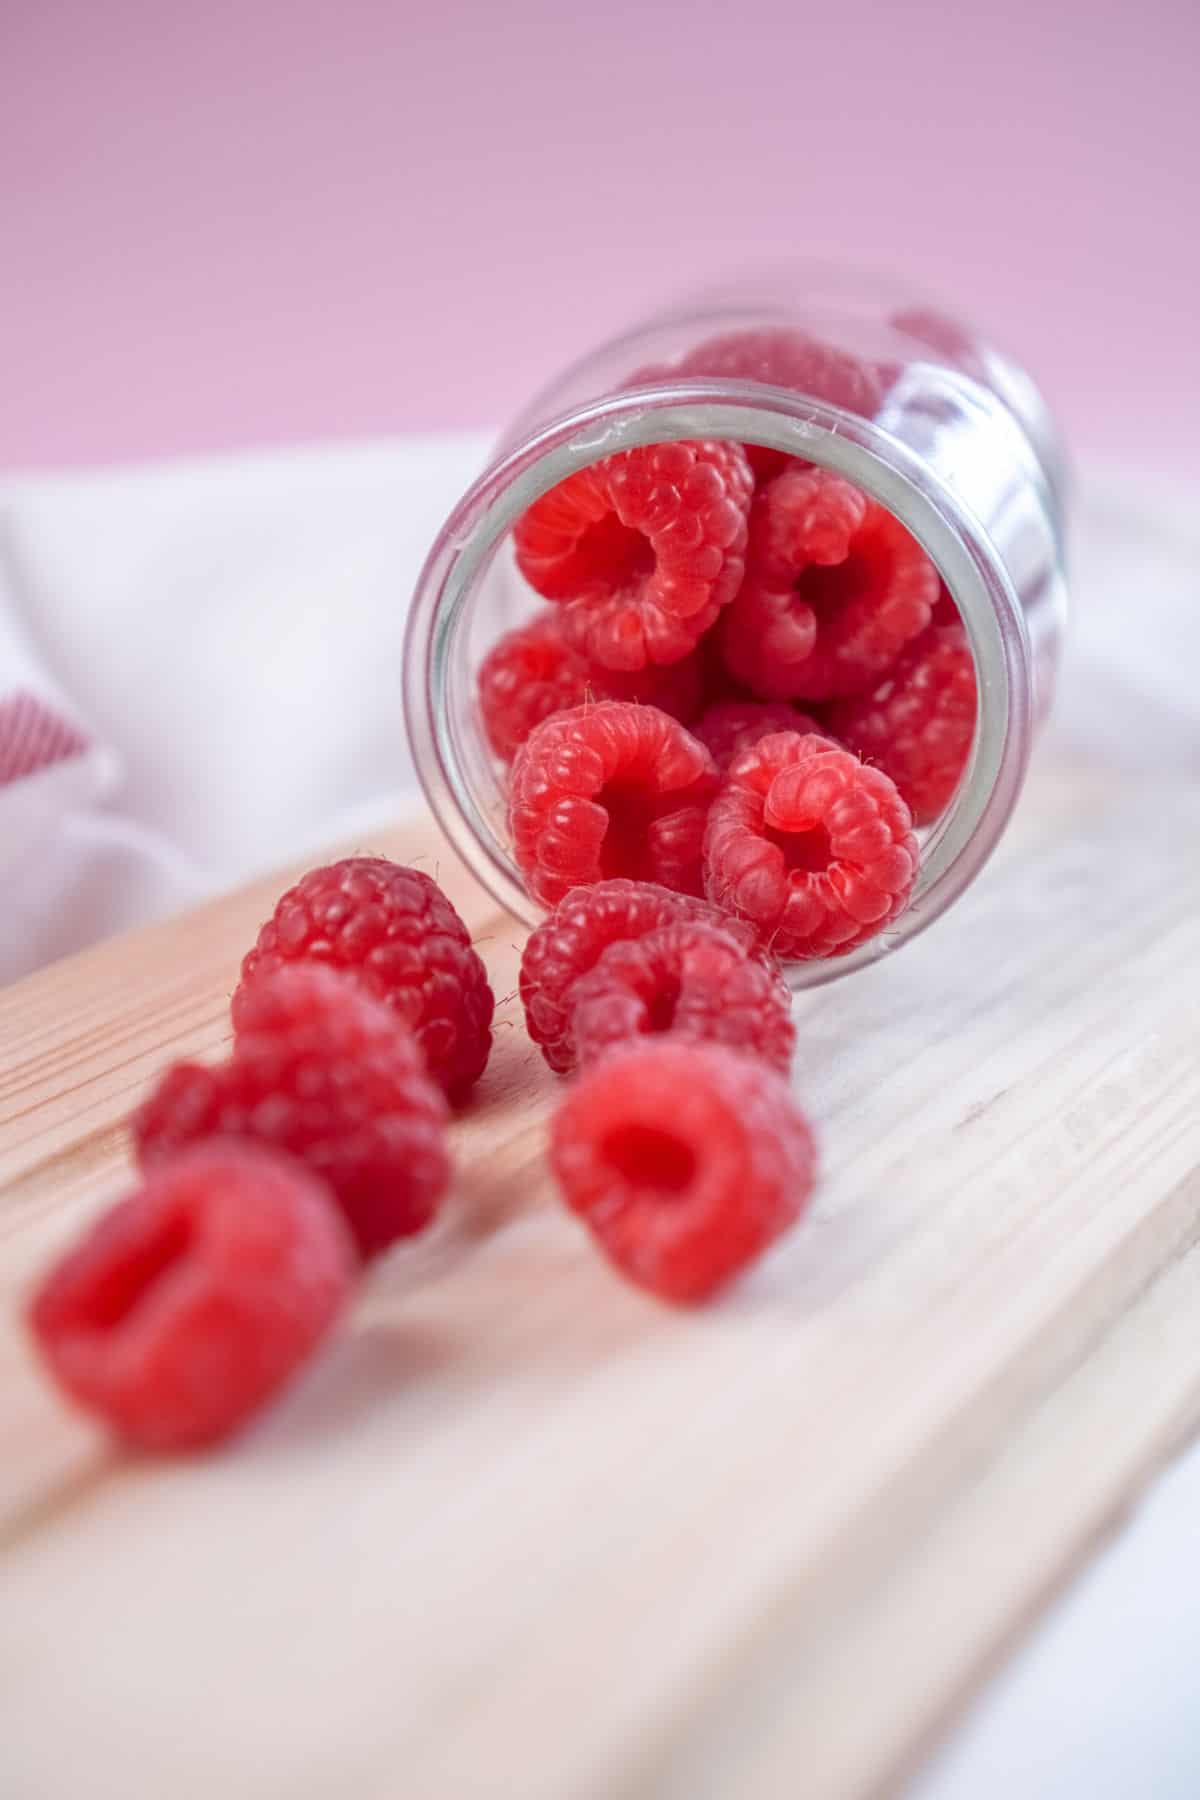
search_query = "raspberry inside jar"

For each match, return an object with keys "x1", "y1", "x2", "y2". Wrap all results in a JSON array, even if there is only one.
[
  {"x1": 405, "y1": 275, "x2": 1062, "y2": 986},
  {"x1": 492, "y1": 424, "x2": 956, "y2": 964}
]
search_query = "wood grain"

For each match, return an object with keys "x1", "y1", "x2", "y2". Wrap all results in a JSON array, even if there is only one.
[{"x1": 2, "y1": 743, "x2": 1199, "y2": 1800}]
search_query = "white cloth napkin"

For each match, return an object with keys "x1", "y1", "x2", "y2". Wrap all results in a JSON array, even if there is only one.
[
  {"x1": 0, "y1": 433, "x2": 489, "y2": 979},
  {"x1": 1, "y1": 435, "x2": 1198, "y2": 1795}
]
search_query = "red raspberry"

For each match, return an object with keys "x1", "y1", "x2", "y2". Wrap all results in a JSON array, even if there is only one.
[
  {"x1": 233, "y1": 857, "x2": 493, "y2": 1102},
  {"x1": 890, "y1": 306, "x2": 982, "y2": 374},
  {"x1": 931, "y1": 581, "x2": 962, "y2": 627},
  {"x1": 693, "y1": 698, "x2": 827, "y2": 770},
  {"x1": 679, "y1": 327, "x2": 887, "y2": 417},
  {"x1": 571, "y1": 920, "x2": 794, "y2": 1073},
  {"x1": 513, "y1": 440, "x2": 754, "y2": 671},
  {"x1": 826, "y1": 619, "x2": 977, "y2": 825},
  {"x1": 519, "y1": 877, "x2": 760, "y2": 1074},
  {"x1": 549, "y1": 1040, "x2": 816, "y2": 1303},
  {"x1": 137, "y1": 966, "x2": 450, "y2": 1259},
  {"x1": 620, "y1": 356, "x2": 793, "y2": 484},
  {"x1": 508, "y1": 702, "x2": 718, "y2": 907},
  {"x1": 677, "y1": 329, "x2": 889, "y2": 483},
  {"x1": 477, "y1": 609, "x2": 703, "y2": 761},
  {"x1": 722, "y1": 467, "x2": 939, "y2": 701},
  {"x1": 558, "y1": 584, "x2": 718, "y2": 672},
  {"x1": 703, "y1": 731, "x2": 918, "y2": 959},
  {"x1": 743, "y1": 448, "x2": 792, "y2": 486},
  {"x1": 28, "y1": 1144, "x2": 355, "y2": 1450}
]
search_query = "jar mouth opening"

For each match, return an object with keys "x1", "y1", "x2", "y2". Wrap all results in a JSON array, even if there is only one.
[{"x1": 403, "y1": 381, "x2": 1034, "y2": 990}]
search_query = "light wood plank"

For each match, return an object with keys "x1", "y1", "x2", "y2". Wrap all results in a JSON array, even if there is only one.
[{"x1": 1, "y1": 742, "x2": 1199, "y2": 1800}]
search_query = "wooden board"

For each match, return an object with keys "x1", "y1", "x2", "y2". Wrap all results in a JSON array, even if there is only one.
[{"x1": 3, "y1": 741, "x2": 1200, "y2": 1800}]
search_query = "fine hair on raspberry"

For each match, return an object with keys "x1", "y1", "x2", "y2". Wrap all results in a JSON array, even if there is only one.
[
  {"x1": 233, "y1": 856, "x2": 494, "y2": 1102},
  {"x1": 570, "y1": 919, "x2": 795, "y2": 1073},
  {"x1": 478, "y1": 609, "x2": 704, "y2": 762},
  {"x1": 722, "y1": 466, "x2": 939, "y2": 701},
  {"x1": 508, "y1": 701, "x2": 718, "y2": 906},
  {"x1": 136, "y1": 963, "x2": 451, "y2": 1259},
  {"x1": 513, "y1": 440, "x2": 754, "y2": 671},
  {"x1": 549, "y1": 1039, "x2": 816, "y2": 1303},
  {"x1": 519, "y1": 877, "x2": 761, "y2": 1074},
  {"x1": 703, "y1": 730, "x2": 918, "y2": 959},
  {"x1": 826, "y1": 616, "x2": 977, "y2": 825},
  {"x1": 693, "y1": 698, "x2": 828, "y2": 770}
]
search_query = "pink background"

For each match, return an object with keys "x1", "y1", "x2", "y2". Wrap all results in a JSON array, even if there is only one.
[{"x1": 5, "y1": 0, "x2": 1198, "y2": 473}]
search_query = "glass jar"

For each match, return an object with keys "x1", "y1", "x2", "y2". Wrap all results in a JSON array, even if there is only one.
[{"x1": 403, "y1": 267, "x2": 1068, "y2": 988}]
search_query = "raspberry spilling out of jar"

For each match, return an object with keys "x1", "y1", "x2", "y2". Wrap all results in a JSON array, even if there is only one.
[{"x1": 24, "y1": 357, "x2": 985, "y2": 1456}]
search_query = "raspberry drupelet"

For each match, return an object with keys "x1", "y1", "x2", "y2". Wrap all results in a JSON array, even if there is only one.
[
  {"x1": 508, "y1": 701, "x2": 718, "y2": 907},
  {"x1": 692, "y1": 698, "x2": 828, "y2": 770},
  {"x1": 674, "y1": 328, "x2": 889, "y2": 484},
  {"x1": 233, "y1": 857, "x2": 493, "y2": 1102},
  {"x1": 519, "y1": 877, "x2": 760, "y2": 1074},
  {"x1": 703, "y1": 731, "x2": 918, "y2": 959},
  {"x1": 28, "y1": 1144, "x2": 356, "y2": 1450},
  {"x1": 477, "y1": 608, "x2": 704, "y2": 762},
  {"x1": 722, "y1": 466, "x2": 939, "y2": 701},
  {"x1": 513, "y1": 440, "x2": 754, "y2": 671},
  {"x1": 890, "y1": 306, "x2": 983, "y2": 374},
  {"x1": 827, "y1": 616, "x2": 977, "y2": 825},
  {"x1": 137, "y1": 965, "x2": 450, "y2": 1259},
  {"x1": 549, "y1": 1039, "x2": 816, "y2": 1303},
  {"x1": 570, "y1": 919, "x2": 795, "y2": 1073}
]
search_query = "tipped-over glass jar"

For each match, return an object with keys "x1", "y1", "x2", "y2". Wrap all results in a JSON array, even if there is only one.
[{"x1": 404, "y1": 266, "x2": 1068, "y2": 987}]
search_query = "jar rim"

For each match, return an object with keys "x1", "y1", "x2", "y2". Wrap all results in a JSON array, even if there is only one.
[{"x1": 403, "y1": 380, "x2": 1034, "y2": 989}]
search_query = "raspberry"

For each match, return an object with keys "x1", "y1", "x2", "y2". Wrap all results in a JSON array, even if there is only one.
[
  {"x1": 679, "y1": 327, "x2": 887, "y2": 418},
  {"x1": 677, "y1": 329, "x2": 889, "y2": 483},
  {"x1": 619, "y1": 354, "x2": 802, "y2": 483},
  {"x1": 519, "y1": 877, "x2": 760, "y2": 1074},
  {"x1": 28, "y1": 1144, "x2": 355, "y2": 1450},
  {"x1": 931, "y1": 582, "x2": 962, "y2": 627},
  {"x1": 508, "y1": 702, "x2": 718, "y2": 907},
  {"x1": 558, "y1": 584, "x2": 718, "y2": 673},
  {"x1": 477, "y1": 609, "x2": 703, "y2": 761},
  {"x1": 693, "y1": 698, "x2": 827, "y2": 770},
  {"x1": 137, "y1": 966, "x2": 450, "y2": 1259},
  {"x1": 233, "y1": 857, "x2": 493, "y2": 1101},
  {"x1": 549, "y1": 1040, "x2": 815, "y2": 1303},
  {"x1": 722, "y1": 467, "x2": 939, "y2": 701},
  {"x1": 571, "y1": 920, "x2": 794, "y2": 1073},
  {"x1": 890, "y1": 306, "x2": 981, "y2": 373},
  {"x1": 826, "y1": 619, "x2": 977, "y2": 825},
  {"x1": 703, "y1": 731, "x2": 918, "y2": 959},
  {"x1": 513, "y1": 440, "x2": 754, "y2": 671}
]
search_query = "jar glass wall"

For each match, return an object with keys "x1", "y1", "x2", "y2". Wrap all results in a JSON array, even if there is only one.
[{"x1": 404, "y1": 268, "x2": 1068, "y2": 988}]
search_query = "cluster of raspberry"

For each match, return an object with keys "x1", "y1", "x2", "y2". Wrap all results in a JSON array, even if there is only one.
[
  {"x1": 485, "y1": 426, "x2": 974, "y2": 961},
  {"x1": 25, "y1": 336, "x2": 980, "y2": 1455},
  {"x1": 29, "y1": 858, "x2": 818, "y2": 1450}
]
